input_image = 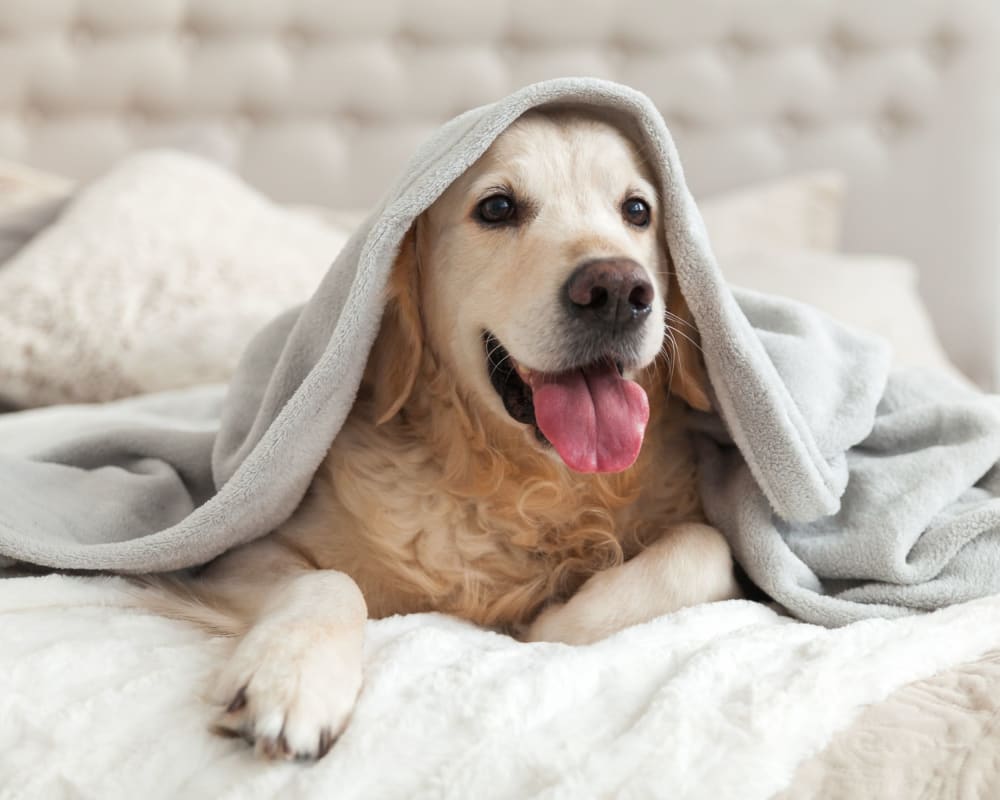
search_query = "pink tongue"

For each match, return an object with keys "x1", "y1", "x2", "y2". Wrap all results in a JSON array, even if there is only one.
[{"x1": 532, "y1": 363, "x2": 650, "y2": 473}]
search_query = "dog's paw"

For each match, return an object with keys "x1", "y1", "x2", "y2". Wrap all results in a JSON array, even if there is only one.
[
  {"x1": 211, "y1": 620, "x2": 363, "y2": 760},
  {"x1": 523, "y1": 601, "x2": 598, "y2": 645},
  {"x1": 523, "y1": 569, "x2": 641, "y2": 645}
]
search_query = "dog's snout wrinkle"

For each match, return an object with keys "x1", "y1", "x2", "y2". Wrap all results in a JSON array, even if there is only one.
[{"x1": 563, "y1": 258, "x2": 654, "y2": 332}]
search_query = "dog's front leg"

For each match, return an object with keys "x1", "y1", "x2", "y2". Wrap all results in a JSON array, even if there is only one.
[
  {"x1": 524, "y1": 522, "x2": 741, "y2": 646},
  {"x1": 195, "y1": 539, "x2": 367, "y2": 760}
]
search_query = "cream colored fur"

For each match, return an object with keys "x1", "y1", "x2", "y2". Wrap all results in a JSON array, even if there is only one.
[{"x1": 148, "y1": 111, "x2": 740, "y2": 760}]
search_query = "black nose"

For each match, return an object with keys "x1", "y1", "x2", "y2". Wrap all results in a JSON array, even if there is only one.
[{"x1": 563, "y1": 258, "x2": 654, "y2": 331}]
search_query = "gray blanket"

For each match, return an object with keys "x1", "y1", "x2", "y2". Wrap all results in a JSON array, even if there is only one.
[{"x1": 3, "y1": 77, "x2": 1000, "y2": 627}]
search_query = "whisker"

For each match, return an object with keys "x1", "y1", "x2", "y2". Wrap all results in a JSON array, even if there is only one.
[
  {"x1": 663, "y1": 308, "x2": 697, "y2": 327},
  {"x1": 662, "y1": 329, "x2": 679, "y2": 395},
  {"x1": 486, "y1": 342, "x2": 507, "y2": 364},
  {"x1": 664, "y1": 323, "x2": 703, "y2": 354},
  {"x1": 489, "y1": 353, "x2": 512, "y2": 380},
  {"x1": 484, "y1": 337, "x2": 515, "y2": 381}
]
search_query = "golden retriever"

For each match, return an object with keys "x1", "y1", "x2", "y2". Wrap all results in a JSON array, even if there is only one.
[{"x1": 149, "y1": 109, "x2": 742, "y2": 760}]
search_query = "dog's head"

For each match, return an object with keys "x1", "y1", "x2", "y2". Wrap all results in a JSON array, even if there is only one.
[{"x1": 370, "y1": 109, "x2": 710, "y2": 473}]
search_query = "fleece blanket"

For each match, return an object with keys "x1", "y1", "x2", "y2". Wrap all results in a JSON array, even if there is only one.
[
  {"x1": 2, "y1": 77, "x2": 1000, "y2": 626},
  {"x1": 3, "y1": 575, "x2": 1000, "y2": 800}
]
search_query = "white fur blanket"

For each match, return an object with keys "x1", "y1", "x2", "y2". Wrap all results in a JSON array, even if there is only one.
[{"x1": 2, "y1": 575, "x2": 999, "y2": 799}]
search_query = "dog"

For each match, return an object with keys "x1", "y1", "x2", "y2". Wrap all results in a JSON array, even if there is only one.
[{"x1": 146, "y1": 108, "x2": 742, "y2": 760}]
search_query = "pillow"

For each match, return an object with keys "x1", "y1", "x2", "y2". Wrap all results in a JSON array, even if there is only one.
[
  {"x1": 0, "y1": 152, "x2": 351, "y2": 408},
  {"x1": 0, "y1": 159, "x2": 72, "y2": 264},
  {"x1": 699, "y1": 171, "x2": 846, "y2": 255},
  {"x1": 720, "y1": 248, "x2": 968, "y2": 384}
]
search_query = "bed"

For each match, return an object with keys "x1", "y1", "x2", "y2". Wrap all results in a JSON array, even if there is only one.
[{"x1": 2, "y1": 2, "x2": 1000, "y2": 798}]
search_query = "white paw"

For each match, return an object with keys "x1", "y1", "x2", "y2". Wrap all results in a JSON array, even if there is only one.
[
  {"x1": 212, "y1": 620, "x2": 363, "y2": 760},
  {"x1": 524, "y1": 570, "x2": 625, "y2": 645},
  {"x1": 524, "y1": 600, "x2": 604, "y2": 645}
]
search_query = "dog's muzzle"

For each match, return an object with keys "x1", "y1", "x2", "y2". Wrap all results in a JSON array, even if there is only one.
[{"x1": 483, "y1": 331, "x2": 650, "y2": 474}]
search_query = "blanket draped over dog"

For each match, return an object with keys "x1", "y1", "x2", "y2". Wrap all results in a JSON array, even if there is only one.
[{"x1": 2, "y1": 78, "x2": 1000, "y2": 627}]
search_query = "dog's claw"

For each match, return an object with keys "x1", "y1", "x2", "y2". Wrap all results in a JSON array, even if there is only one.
[
  {"x1": 317, "y1": 727, "x2": 336, "y2": 758},
  {"x1": 210, "y1": 722, "x2": 243, "y2": 739},
  {"x1": 226, "y1": 686, "x2": 248, "y2": 713},
  {"x1": 256, "y1": 732, "x2": 292, "y2": 761},
  {"x1": 209, "y1": 609, "x2": 363, "y2": 761},
  {"x1": 211, "y1": 693, "x2": 346, "y2": 760}
]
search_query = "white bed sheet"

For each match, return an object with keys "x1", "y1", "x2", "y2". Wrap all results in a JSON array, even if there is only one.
[{"x1": 2, "y1": 575, "x2": 999, "y2": 800}]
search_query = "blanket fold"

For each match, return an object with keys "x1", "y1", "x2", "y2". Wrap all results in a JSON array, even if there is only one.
[{"x1": 2, "y1": 77, "x2": 999, "y2": 626}]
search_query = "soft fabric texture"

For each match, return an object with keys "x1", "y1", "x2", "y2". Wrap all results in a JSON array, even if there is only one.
[
  {"x1": 1, "y1": 77, "x2": 1000, "y2": 626},
  {"x1": 0, "y1": 156, "x2": 846, "y2": 410},
  {"x1": 2, "y1": 575, "x2": 999, "y2": 800},
  {"x1": 700, "y1": 170, "x2": 845, "y2": 256},
  {"x1": 0, "y1": 153, "x2": 350, "y2": 408},
  {"x1": 721, "y1": 248, "x2": 967, "y2": 384},
  {"x1": 0, "y1": 158, "x2": 71, "y2": 264},
  {"x1": 778, "y1": 645, "x2": 1000, "y2": 799}
]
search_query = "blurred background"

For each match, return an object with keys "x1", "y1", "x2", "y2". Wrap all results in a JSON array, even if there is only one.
[{"x1": 0, "y1": 0, "x2": 998, "y2": 402}]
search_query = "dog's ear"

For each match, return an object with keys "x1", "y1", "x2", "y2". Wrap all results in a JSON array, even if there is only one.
[
  {"x1": 665, "y1": 270, "x2": 712, "y2": 412},
  {"x1": 368, "y1": 225, "x2": 423, "y2": 425}
]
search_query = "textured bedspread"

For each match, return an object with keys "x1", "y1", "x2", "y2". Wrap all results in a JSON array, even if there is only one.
[
  {"x1": 2, "y1": 575, "x2": 1000, "y2": 800},
  {"x1": 780, "y1": 646, "x2": 1000, "y2": 798}
]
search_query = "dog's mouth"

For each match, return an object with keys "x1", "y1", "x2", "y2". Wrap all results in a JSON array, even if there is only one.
[{"x1": 484, "y1": 332, "x2": 650, "y2": 474}]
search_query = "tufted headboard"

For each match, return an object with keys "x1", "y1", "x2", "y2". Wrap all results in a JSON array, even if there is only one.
[{"x1": 1, "y1": 0, "x2": 999, "y2": 386}]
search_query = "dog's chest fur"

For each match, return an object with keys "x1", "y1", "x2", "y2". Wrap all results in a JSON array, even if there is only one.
[{"x1": 275, "y1": 378, "x2": 705, "y2": 631}]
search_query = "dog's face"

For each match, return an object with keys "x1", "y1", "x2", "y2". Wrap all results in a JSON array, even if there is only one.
[
  {"x1": 374, "y1": 110, "x2": 708, "y2": 474},
  {"x1": 421, "y1": 110, "x2": 667, "y2": 379}
]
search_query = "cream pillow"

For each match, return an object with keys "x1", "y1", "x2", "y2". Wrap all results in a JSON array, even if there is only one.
[
  {"x1": 699, "y1": 171, "x2": 846, "y2": 254},
  {"x1": 0, "y1": 159, "x2": 72, "y2": 264},
  {"x1": 720, "y1": 248, "x2": 967, "y2": 383},
  {"x1": 0, "y1": 152, "x2": 350, "y2": 408}
]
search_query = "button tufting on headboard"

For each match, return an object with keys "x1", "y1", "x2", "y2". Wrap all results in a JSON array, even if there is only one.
[{"x1": 0, "y1": 0, "x2": 998, "y2": 385}]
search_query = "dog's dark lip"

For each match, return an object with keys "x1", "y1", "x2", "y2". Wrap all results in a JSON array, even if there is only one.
[
  {"x1": 483, "y1": 332, "x2": 628, "y2": 442},
  {"x1": 484, "y1": 332, "x2": 548, "y2": 444}
]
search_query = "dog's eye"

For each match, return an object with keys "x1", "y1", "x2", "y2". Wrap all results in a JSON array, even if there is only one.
[
  {"x1": 622, "y1": 197, "x2": 651, "y2": 228},
  {"x1": 477, "y1": 194, "x2": 517, "y2": 224}
]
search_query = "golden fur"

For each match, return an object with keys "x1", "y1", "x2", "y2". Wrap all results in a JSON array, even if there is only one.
[
  {"x1": 144, "y1": 110, "x2": 740, "y2": 759},
  {"x1": 283, "y1": 352, "x2": 703, "y2": 630}
]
